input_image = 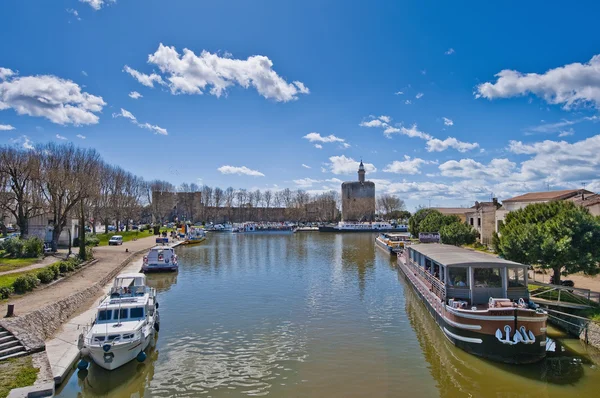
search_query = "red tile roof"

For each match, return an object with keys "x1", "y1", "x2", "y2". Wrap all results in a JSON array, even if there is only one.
[{"x1": 503, "y1": 189, "x2": 593, "y2": 203}]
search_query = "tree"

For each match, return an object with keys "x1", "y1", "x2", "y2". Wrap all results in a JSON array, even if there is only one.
[
  {"x1": 440, "y1": 222, "x2": 477, "y2": 246},
  {"x1": 376, "y1": 194, "x2": 405, "y2": 217},
  {"x1": 388, "y1": 210, "x2": 411, "y2": 222},
  {"x1": 409, "y1": 207, "x2": 436, "y2": 237},
  {"x1": 495, "y1": 201, "x2": 600, "y2": 284},
  {"x1": 419, "y1": 211, "x2": 460, "y2": 234}
]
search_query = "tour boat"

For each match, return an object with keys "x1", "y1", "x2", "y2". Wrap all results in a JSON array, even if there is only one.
[
  {"x1": 319, "y1": 221, "x2": 408, "y2": 233},
  {"x1": 80, "y1": 273, "x2": 160, "y2": 370},
  {"x1": 207, "y1": 223, "x2": 233, "y2": 232},
  {"x1": 233, "y1": 222, "x2": 296, "y2": 234},
  {"x1": 180, "y1": 228, "x2": 206, "y2": 246},
  {"x1": 142, "y1": 246, "x2": 178, "y2": 272},
  {"x1": 375, "y1": 233, "x2": 409, "y2": 256},
  {"x1": 397, "y1": 244, "x2": 547, "y2": 364}
]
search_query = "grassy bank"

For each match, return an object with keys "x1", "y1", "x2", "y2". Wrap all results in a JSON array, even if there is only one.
[
  {"x1": 96, "y1": 231, "x2": 149, "y2": 246},
  {"x1": 0, "y1": 356, "x2": 39, "y2": 398},
  {"x1": 0, "y1": 252, "x2": 39, "y2": 273}
]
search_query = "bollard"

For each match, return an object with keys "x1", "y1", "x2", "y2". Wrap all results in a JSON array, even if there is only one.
[
  {"x1": 125, "y1": 248, "x2": 129, "y2": 253},
  {"x1": 6, "y1": 304, "x2": 14, "y2": 317}
]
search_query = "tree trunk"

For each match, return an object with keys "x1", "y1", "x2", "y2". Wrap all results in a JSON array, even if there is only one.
[
  {"x1": 79, "y1": 200, "x2": 86, "y2": 261},
  {"x1": 552, "y1": 267, "x2": 561, "y2": 285}
]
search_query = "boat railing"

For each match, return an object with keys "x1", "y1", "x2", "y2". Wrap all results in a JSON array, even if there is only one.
[
  {"x1": 84, "y1": 328, "x2": 144, "y2": 347},
  {"x1": 405, "y1": 257, "x2": 446, "y2": 301}
]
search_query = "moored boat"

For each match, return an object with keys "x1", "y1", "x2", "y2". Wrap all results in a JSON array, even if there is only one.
[
  {"x1": 80, "y1": 273, "x2": 159, "y2": 370},
  {"x1": 319, "y1": 221, "x2": 408, "y2": 233},
  {"x1": 180, "y1": 227, "x2": 206, "y2": 246},
  {"x1": 233, "y1": 222, "x2": 296, "y2": 234},
  {"x1": 397, "y1": 244, "x2": 547, "y2": 364},
  {"x1": 375, "y1": 233, "x2": 409, "y2": 256},
  {"x1": 142, "y1": 246, "x2": 178, "y2": 272}
]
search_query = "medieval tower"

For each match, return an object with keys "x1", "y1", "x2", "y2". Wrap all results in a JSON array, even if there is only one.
[{"x1": 341, "y1": 160, "x2": 376, "y2": 221}]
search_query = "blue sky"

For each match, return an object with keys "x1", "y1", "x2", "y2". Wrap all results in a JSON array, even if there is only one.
[{"x1": 2, "y1": 0, "x2": 600, "y2": 210}]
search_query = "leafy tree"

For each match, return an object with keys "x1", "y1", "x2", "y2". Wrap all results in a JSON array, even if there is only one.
[
  {"x1": 440, "y1": 222, "x2": 477, "y2": 246},
  {"x1": 495, "y1": 201, "x2": 600, "y2": 284},
  {"x1": 409, "y1": 208, "x2": 436, "y2": 237},
  {"x1": 419, "y1": 211, "x2": 460, "y2": 234},
  {"x1": 388, "y1": 210, "x2": 411, "y2": 222}
]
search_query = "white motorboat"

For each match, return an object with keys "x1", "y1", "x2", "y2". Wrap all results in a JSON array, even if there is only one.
[
  {"x1": 319, "y1": 221, "x2": 408, "y2": 232},
  {"x1": 142, "y1": 246, "x2": 178, "y2": 272},
  {"x1": 80, "y1": 273, "x2": 160, "y2": 371}
]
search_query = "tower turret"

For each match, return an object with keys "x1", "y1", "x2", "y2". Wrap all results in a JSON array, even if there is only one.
[{"x1": 358, "y1": 160, "x2": 366, "y2": 183}]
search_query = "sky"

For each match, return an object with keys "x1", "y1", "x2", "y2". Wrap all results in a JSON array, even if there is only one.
[{"x1": 2, "y1": 1, "x2": 600, "y2": 211}]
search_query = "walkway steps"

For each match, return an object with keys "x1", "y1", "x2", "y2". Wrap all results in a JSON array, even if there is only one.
[{"x1": 0, "y1": 326, "x2": 27, "y2": 361}]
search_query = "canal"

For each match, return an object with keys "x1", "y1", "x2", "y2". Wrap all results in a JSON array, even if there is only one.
[{"x1": 56, "y1": 233, "x2": 600, "y2": 397}]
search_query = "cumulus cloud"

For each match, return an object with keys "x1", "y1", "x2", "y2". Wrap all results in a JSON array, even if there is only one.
[
  {"x1": 0, "y1": 70, "x2": 105, "y2": 125},
  {"x1": 383, "y1": 156, "x2": 429, "y2": 175},
  {"x1": 394, "y1": 91, "x2": 404, "y2": 95},
  {"x1": 67, "y1": 8, "x2": 81, "y2": 20},
  {"x1": 218, "y1": 165, "x2": 265, "y2": 177},
  {"x1": 558, "y1": 129, "x2": 574, "y2": 137},
  {"x1": 129, "y1": 91, "x2": 143, "y2": 99},
  {"x1": 405, "y1": 100, "x2": 412, "y2": 105},
  {"x1": 303, "y1": 132, "x2": 345, "y2": 143},
  {"x1": 10, "y1": 135, "x2": 34, "y2": 150},
  {"x1": 415, "y1": 92, "x2": 424, "y2": 99},
  {"x1": 293, "y1": 178, "x2": 322, "y2": 188},
  {"x1": 0, "y1": 68, "x2": 16, "y2": 80},
  {"x1": 314, "y1": 144, "x2": 323, "y2": 149},
  {"x1": 443, "y1": 117, "x2": 453, "y2": 126},
  {"x1": 445, "y1": 48, "x2": 455, "y2": 55},
  {"x1": 476, "y1": 54, "x2": 600, "y2": 109},
  {"x1": 0, "y1": 124, "x2": 15, "y2": 130},
  {"x1": 126, "y1": 43, "x2": 309, "y2": 102},
  {"x1": 56, "y1": 134, "x2": 67, "y2": 140},
  {"x1": 112, "y1": 108, "x2": 168, "y2": 135},
  {"x1": 301, "y1": 164, "x2": 311, "y2": 169},
  {"x1": 439, "y1": 158, "x2": 516, "y2": 179},
  {"x1": 76, "y1": 134, "x2": 86, "y2": 139},
  {"x1": 327, "y1": 155, "x2": 376, "y2": 175},
  {"x1": 426, "y1": 137, "x2": 479, "y2": 153},
  {"x1": 80, "y1": 0, "x2": 114, "y2": 11}
]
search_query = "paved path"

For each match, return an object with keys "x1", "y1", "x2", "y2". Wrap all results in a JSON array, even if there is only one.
[
  {"x1": 0, "y1": 248, "x2": 77, "y2": 277},
  {"x1": 0, "y1": 235, "x2": 159, "y2": 318}
]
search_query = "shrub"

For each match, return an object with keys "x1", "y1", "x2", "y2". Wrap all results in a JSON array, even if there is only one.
[
  {"x1": 3, "y1": 238, "x2": 24, "y2": 258},
  {"x1": 22, "y1": 237, "x2": 44, "y2": 258},
  {"x1": 0, "y1": 286, "x2": 12, "y2": 299},
  {"x1": 84, "y1": 247, "x2": 94, "y2": 261},
  {"x1": 86, "y1": 234, "x2": 99, "y2": 247},
  {"x1": 48, "y1": 263, "x2": 60, "y2": 278},
  {"x1": 58, "y1": 260, "x2": 74, "y2": 273},
  {"x1": 12, "y1": 274, "x2": 40, "y2": 293},
  {"x1": 36, "y1": 268, "x2": 56, "y2": 284}
]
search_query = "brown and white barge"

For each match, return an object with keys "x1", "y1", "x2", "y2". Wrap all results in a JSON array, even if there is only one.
[{"x1": 398, "y1": 244, "x2": 547, "y2": 364}]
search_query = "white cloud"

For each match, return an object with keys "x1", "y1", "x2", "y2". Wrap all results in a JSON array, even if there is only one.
[
  {"x1": 0, "y1": 70, "x2": 105, "y2": 125},
  {"x1": 123, "y1": 66, "x2": 164, "y2": 88},
  {"x1": 112, "y1": 108, "x2": 168, "y2": 135},
  {"x1": 314, "y1": 144, "x2": 323, "y2": 149},
  {"x1": 0, "y1": 124, "x2": 15, "y2": 130},
  {"x1": 56, "y1": 134, "x2": 67, "y2": 140},
  {"x1": 383, "y1": 156, "x2": 429, "y2": 175},
  {"x1": 443, "y1": 117, "x2": 454, "y2": 126},
  {"x1": 379, "y1": 115, "x2": 391, "y2": 123},
  {"x1": 405, "y1": 100, "x2": 412, "y2": 105},
  {"x1": 439, "y1": 158, "x2": 515, "y2": 180},
  {"x1": 76, "y1": 134, "x2": 86, "y2": 139},
  {"x1": 301, "y1": 164, "x2": 311, "y2": 169},
  {"x1": 360, "y1": 119, "x2": 385, "y2": 128},
  {"x1": 558, "y1": 129, "x2": 574, "y2": 137},
  {"x1": 445, "y1": 48, "x2": 455, "y2": 55},
  {"x1": 127, "y1": 43, "x2": 309, "y2": 102},
  {"x1": 218, "y1": 165, "x2": 265, "y2": 177},
  {"x1": 341, "y1": 142, "x2": 351, "y2": 149},
  {"x1": 81, "y1": 71, "x2": 88, "y2": 77},
  {"x1": 476, "y1": 54, "x2": 600, "y2": 109},
  {"x1": 527, "y1": 116, "x2": 598, "y2": 134},
  {"x1": 397, "y1": 124, "x2": 432, "y2": 140},
  {"x1": 293, "y1": 178, "x2": 322, "y2": 188},
  {"x1": 415, "y1": 92, "x2": 424, "y2": 99},
  {"x1": 0, "y1": 68, "x2": 16, "y2": 81},
  {"x1": 80, "y1": 0, "x2": 114, "y2": 11},
  {"x1": 67, "y1": 8, "x2": 81, "y2": 20},
  {"x1": 10, "y1": 135, "x2": 34, "y2": 150},
  {"x1": 129, "y1": 91, "x2": 143, "y2": 99},
  {"x1": 303, "y1": 132, "x2": 344, "y2": 143},
  {"x1": 426, "y1": 137, "x2": 479, "y2": 153},
  {"x1": 394, "y1": 91, "x2": 404, "y2": 95},
  {"x1": 327, "y1": 155, "x2": 376, "y2": 175}
]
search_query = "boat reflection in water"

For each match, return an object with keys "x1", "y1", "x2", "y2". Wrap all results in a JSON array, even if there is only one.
[
  {"x1": 400, "y1": 272, "x2": 598, "y2": 397},
  {"x1": 146, "y1": 272, "x2": 178, "y2": 294}
]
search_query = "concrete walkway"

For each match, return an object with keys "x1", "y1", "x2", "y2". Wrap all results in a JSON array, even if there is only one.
[
  {"x1": 0, "y1": 235, "x2": 159, "y2": 317},
  {"x1": 0, "y1": 248, "x2": 77, "y2": 277}
]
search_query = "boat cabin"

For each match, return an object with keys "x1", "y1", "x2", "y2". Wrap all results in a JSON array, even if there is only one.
[
  {"x1": 145, "y1": 246, "x2": 176, "y2": 264},
  {"x1": 405, "y1": 244, "x2": 528, "y2": 306},
  {"x1": 110, "y1": 273, "x2": 147, "y2": 298}
]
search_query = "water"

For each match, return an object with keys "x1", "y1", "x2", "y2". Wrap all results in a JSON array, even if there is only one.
[{"x1": 56, "y1": 233, "x2": 600, "y2": 397}]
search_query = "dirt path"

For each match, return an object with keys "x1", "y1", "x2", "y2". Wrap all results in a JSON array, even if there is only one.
[
  {"x1": 0, "y1": 236, "x2": 158, "y2": 318},
  {"x1": 530, "y1": 270, "x2": 600, "y2": 293}
]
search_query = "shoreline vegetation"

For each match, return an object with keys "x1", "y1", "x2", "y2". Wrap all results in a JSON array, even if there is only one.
[{"x1": 0, "y1": 356, "x2": 38, "y2": 398}]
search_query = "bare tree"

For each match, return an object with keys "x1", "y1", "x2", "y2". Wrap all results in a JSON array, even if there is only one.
[
  {"x1": 376, "y1": 194, "x2": 406, "y2": 217},
  {"x1": 264, "y1": 190, "x2": 272, "y2": 209}
]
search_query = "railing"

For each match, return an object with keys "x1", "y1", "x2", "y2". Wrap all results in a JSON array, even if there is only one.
[
  {"x1": 405, "y1": 257, "x2": 446, "y2": 301},
  {"x1": 529, "y1": 280, "x2": 598, "y2": 308},
  {"x1": 529, "y1": 277, "x2": 600, "y2": 304},
  {"x1": 84, "y1": 328, "x2": 144, "y2": 347}
]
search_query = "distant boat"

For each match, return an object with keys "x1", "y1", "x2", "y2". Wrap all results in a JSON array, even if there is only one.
[
  {"x1": 375, "y1": 233, "x2": 409, "y2": 256},
  {"x1": 180, "y1": 227, "x2": 206, "y2": 246},
  {"x1": 233, "y1": 222, "x2": 296, "y2": 234},
  {"x1": 319, "y1": 221, "x2": 408, "y2": 233},
  {"x1": 206, "y1": 223, "x2": 233, "y2": 232}
]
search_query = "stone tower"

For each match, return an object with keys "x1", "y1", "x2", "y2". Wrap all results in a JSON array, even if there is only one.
[{"x1": 341, "y1": 161, "x2": 376, "y2": 221}]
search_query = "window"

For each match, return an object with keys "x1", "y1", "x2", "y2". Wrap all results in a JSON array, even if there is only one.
[
  {"x1": 114, "y1": 309, "x2": 128, "y2": 320},
  {"x1": 448, "y1": 268, "x2": 469, "y2": 287},
  {"x1": 130, "y1": 307, "x2": 144, "y2": 318},
  {"x1": 477, "y1": 218, "x2": 481, "y2": 227},
  {"x1": 98, "y1": 310, "x2": 112, "y2": 321},
  {"x1": 508, "y1": 268, "x2": 526, "y2": 287},
  {"x1": 470, "y1": 218, "x2": 474, "y2": 226},
  {"x1": 473, "y1": 268, "x2": 502, "y2": 288}
]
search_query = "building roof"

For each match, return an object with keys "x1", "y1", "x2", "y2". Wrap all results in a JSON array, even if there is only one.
[
  {"x1": 571, "y1": 193, "x2": 600, "y2": 207},
  {"x1": 409, "y1": 244, "x2": 525, "y2": 268},
  {"x1": 503, "y1": 189, "x2": 593, "y2": 203},
  {"x1": 433, "y1": 207, "x2": 469, "y2": 215}
]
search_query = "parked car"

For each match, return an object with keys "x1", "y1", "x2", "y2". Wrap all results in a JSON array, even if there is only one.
[
  {"x1": 107, "y1": 225, "x2": 116, "y2": 231},
  {"x1": 132, "y1": 225, "x2": 139, "y2": 230},
  {"x1": 108, "y1": 235, "x2": 123, "y2": 245}
]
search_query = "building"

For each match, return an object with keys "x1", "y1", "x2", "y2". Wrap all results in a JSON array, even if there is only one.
[
  {"x1": 27, "y1": 213, "x2": 80, "y2": 246},
  {"x1": 341, "y1": 161, "x2": 375, "y2": 221},
  {"x1": 571, "y1": 194, "x2": 600, "y2": 216},
  {"x1": 433, "y1": 207, "x2": 469, "y2": 223},
  {"x1": 464, "y1": 200, "x2": 499, "y2": 245}
]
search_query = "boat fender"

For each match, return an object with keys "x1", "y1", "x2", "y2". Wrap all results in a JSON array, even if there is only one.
[
  {"x1": 77, "y1": 359, "x2": 89, "y2": 371},
  {"x1": 154, "y1": 322, "x2": 160, "y2": 332},
  {"x1": 136, "y1": 351, "x2": 147, "y2": 362},
  {"x1": 102, "y1": 344, "x2": 111, "y2": 352},
  {"x1": 518, "y1": 298, "x2": 525, "y2": 307},
  {"x1": 80, "y1": 347, "x2": 90, "y2": 357},
  {"x1": 155, "y1": 302, "x2": 159, "y2": 309}
]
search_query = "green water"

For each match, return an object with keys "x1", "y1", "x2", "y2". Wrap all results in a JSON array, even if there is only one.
[{"x1": 56, "y1": 233, "x2": 600, "y2": 397}]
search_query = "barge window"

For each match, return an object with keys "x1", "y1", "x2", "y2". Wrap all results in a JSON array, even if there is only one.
[
  {"x1": 130, "y1": 307, "x2": 144, "y2": 319},
  {"x1": 474, "y1": 268, "x2": 502, "y2": 288},
  {"x1": 508, "y1": 268, "x2": 526, "y2": 287},
  {"x1": 98, "y1": 310, "x2": 112, "y2": 321},
  {"x1": 448, "y1": 268, "x2": 469, "y2": 287},
  {"x1": 114, "y1": 309, "x2": 128, "y2": 320}
]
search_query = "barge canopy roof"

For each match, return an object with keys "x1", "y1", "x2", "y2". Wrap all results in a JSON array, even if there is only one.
[{"x1": 409, "y1": 244, "x2": 526, "y2": 268}]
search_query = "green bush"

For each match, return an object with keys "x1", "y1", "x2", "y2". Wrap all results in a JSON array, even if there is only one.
[
  {"x1": 36, "y1": 268, "x2": 56, "y2": 284},
  {"x1": 84, "y1": 247, "x2": 94, "y2": 261},
  {"x1": 58, "y1": 260, "x2": 74, "y2": 273},
  {"x1": 12, "y1": 274, "x2": 40, "y2": 293},
  {"x1": 0, "y1": 286, "x2": 12, "y2": 299},
  {"x1": 48, "y1": 263, "x2": 60, "y2": 278},
  {"x1": 22, "y1": 237, "x2": 43, "y2": 258},
  {"x1": 86, "y1": 234, "x2": 99, "y2": 247},
  {"x1": 2, "y1": 238, "x2": 24, "y2": 258}
]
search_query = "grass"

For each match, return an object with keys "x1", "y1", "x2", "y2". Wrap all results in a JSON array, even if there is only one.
[
  {"x1": 0, "y1": 260, "x2": 61, "y2": 289},
  {"x1": 463, "y1": 243, "x2": 495, "y2": 254},
  {"x1": 0, "y1": 356, "x2": 39, "y2": 398},
  {"x1": 0, "y1": 255, "x2": 39, "y2": 273},
  {"x1": 95, "y1": 231, "x2": 147, "y2": 246}
]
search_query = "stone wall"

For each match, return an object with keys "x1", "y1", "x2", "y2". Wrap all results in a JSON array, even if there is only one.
[
  {"x1": 341, "y1": 181, "x2": 375, "y2": 221},
  {"x1": 580, "y1": 320, "x2": 600, "y2": 351}
]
